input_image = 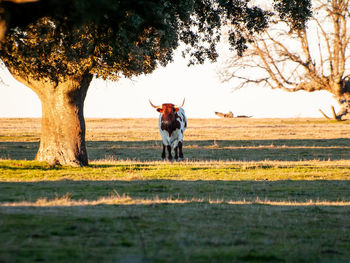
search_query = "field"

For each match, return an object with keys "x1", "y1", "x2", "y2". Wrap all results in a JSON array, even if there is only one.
[{"x1": 1, "y1": 118, "x2": 350, "y2": 262}]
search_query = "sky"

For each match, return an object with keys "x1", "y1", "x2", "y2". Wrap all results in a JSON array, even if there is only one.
[{"x1": 0, "y1": 49, "x2": 338, "y2": 119}]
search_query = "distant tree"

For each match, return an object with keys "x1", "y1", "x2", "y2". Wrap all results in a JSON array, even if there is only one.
[
  {"x1": 0, "y1": 0, "x2": 309, "y2": 166},
  {"x1": 219, "y1": 0, "x2": 350, "y2": 120}
]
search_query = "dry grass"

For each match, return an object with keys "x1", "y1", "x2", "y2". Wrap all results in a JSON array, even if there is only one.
[
  {"x1": 1, "y1": 117, "x2": 350, "y2": 142},
  {"x1": 81, "y1": 118, "x2": 350, "y2": 141},
  {"x1": 2, "y1": 194, "x2": 350, "y2": 207}
]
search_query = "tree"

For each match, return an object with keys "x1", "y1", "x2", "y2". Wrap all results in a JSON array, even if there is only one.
[
  {"x1": 219, "y1": 0, "x2": 350, "y2": 120},
  {"x1": 0, "y1": 0, "x2": 308, "y2": 166}
]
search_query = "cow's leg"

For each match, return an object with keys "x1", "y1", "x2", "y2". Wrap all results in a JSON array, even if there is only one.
[
  {"x1": 178, "y1": 141, "x2": 184, "y2": 159},
  {"x1": 174, "y1": 146, "x2": 178, "y2": 160},
  {"x1": 161, "y1": 144, "x2": 166, "y2": 160},
  {"x1": 167, "y1": 145, "x2": 173, "y2": 161}
]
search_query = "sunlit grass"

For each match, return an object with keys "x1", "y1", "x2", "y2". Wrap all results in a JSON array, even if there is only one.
[
  {"x1": 1, "y1": 159, "x2": 350, "y2": 182},
  {"x1": 2, "y1": 194, "x2": 350, "y2": 207}
]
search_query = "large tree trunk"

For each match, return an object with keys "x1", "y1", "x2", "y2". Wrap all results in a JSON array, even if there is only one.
[{"x1": 10, "y1": 70, "x2": 93, "y2": 166}]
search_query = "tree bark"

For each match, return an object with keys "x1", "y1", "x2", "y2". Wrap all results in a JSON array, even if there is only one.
[{"x1": 9, "y1": 70, "x2": 93, "y2": 166}]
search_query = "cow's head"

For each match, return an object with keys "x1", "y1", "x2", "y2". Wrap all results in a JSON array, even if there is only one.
[{"x1": 149, "y1": 99, "x2": 185, "y2": 126}]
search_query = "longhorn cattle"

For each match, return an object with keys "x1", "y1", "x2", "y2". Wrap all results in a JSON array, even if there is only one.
[{"x1": 149, "y1": 99, "x2": 187, "y2": 161}]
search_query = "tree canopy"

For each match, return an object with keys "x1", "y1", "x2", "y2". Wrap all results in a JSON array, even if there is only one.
[
  {"x1": 1, "y1": 0, "x2": 311, "y2": 81},
  {"x1": 2, "y1": 0, "x2": 218, "y2": 81}
]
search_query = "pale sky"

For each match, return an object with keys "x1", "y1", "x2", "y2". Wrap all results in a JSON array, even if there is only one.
[{"x1": 0, "y1": 49, "x2": 337, "y2": 119}]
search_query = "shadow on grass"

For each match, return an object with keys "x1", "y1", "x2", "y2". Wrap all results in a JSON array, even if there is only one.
[
  {"x1": 1, "y1": 138, "x2": 350, "y2": 162},
  {"x1": 1, "y1": 179, "x2": 350, "y2": 203},
  {"x1": 0, "y1": 162, "x2": 158, "y2": 171}
]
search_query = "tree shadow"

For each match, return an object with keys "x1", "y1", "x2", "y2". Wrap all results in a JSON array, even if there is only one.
[
  {"x1": 78, "y1": 138, "x2": 350, "y2": 161},
  {"x1": 1, "y1": 179, "x2": 350, "y2": 203},
  {"x1": 1, "y1": 138, "x2": 350, "y2": 161}
]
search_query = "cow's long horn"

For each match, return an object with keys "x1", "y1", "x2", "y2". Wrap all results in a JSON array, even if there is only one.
[
  {"x1": 175, "y1": 98, "x2": 185, "y2": 108},
  {"x1": 149, "y1": 99, "x2": 160, "y2": 109}
]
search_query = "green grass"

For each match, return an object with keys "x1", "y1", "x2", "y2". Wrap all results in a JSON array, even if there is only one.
[
  {"x1": 1, "y1": 118, "x2": 350, "y2": 262},
  {"x1": 2, "y1": 200, "x2": 350, "y2": 263}
]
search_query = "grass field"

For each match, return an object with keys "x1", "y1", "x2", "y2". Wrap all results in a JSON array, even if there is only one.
[{"x1": 1, "y1": 118, "x2": 350, "y2": 262}]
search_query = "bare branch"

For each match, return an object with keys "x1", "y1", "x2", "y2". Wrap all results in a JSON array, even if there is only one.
[
  {"x1": 258, "y1": 33, "x2": 293, "y2": 85},
  {"x1": 331, "y1": 105, "x2": 338, "y2": 119},
  {"x1": 296, "y1": 27, "x2": 313, "y2": 71},
  {"x1": 265, "y1": 31, "x2": 305, "y2": 68},
  {"x1": 319, "y1": 109, "x2": 331, "y2": 119},
  {"x1": 317, "y1": 28, "x2": 325, "y2": 76},
  {"x1": 313, "y1": 17, "x2": 333, "y2": 78}
]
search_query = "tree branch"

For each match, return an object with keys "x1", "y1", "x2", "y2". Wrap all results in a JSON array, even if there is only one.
[
  {"x1": 317, "y1": 28, "x2": 325, "y2": 76},
  {"x1": 319, "y1": 109, "x2": 331, "y2": 119},
  {"x1": 313, "y1": 17, "x2": 333, "y2": 79}
]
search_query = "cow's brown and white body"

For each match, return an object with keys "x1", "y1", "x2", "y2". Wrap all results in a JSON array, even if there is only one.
[{"x1": 150, "y1": 100, "x2": 187, "y2": 160}]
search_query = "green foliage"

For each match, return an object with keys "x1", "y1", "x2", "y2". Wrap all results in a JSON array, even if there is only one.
[
  {"x1": 0, "y1": 0, "x2": 312, "y2": 81},
  {"x1": 218, "y1": 0, "x2": 271, "y2": 56},
  {"x1": 273, "y1": 0, "x2": 312, "y2": 30},
  {"x1": 1, "y1": 0, "x2": 194, "y2": 81}
]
